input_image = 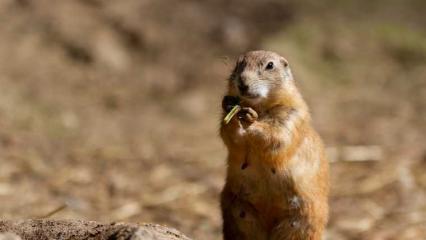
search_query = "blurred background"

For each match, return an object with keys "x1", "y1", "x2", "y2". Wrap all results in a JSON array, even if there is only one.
[{"x1": 0, "y1": 0, "x2": 425, "y2": 239}]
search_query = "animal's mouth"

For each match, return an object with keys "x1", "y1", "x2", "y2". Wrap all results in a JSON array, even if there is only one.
[
  {"x1": 237, "y1": 82, "x2": 266, "y2": 100},
  {"x1": 240, "y1": 92, "x2": 260, "y2": 99}
]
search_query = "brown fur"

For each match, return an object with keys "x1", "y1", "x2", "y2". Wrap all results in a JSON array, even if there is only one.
[{"x1": 220, "y1": 51, "x2": 329, "y2": 240}]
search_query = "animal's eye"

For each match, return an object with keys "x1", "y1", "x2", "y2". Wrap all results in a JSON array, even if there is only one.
[{"x1": 265, "y1": 62, "x2": 274, "y2": 70}]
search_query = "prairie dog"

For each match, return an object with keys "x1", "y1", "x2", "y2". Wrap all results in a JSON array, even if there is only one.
[{"x1": 220, "y1": 50, "x2": 329, "y2": 240}]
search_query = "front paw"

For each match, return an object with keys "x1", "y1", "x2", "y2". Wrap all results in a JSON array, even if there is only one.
[{"x1": 238, "y1": 107, "x2": 258, "y2": 127}]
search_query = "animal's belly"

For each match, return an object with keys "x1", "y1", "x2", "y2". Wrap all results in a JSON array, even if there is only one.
[
  {"x1": 228, "y1": 162, "x2": 299, "y2": 216},
  {"x1": 226, "y1": 155, "x2": 315, "y2": 235}
]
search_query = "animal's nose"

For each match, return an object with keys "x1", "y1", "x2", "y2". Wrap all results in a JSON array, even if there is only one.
[{"x1": 238, "y1": 82, "x2": 249, "y2": 93}]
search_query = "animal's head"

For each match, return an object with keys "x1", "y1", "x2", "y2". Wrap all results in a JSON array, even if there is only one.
[{"x1": 228, "y1": 50, "x2": 295, "y2": 106}]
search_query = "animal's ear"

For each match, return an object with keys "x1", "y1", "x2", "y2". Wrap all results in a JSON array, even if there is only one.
[
  {"x1": 279, "y1": 57, "x2": 293, "y2": 81},
  {"x1": 280, "y1": 57, "x2": 289, "y2": 68}
]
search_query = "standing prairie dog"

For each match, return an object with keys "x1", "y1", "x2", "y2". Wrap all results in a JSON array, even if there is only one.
[{"x1": 220, "y1": 50, "x2": 329, "y2": 240}]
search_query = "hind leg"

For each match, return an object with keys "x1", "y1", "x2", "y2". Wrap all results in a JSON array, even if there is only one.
[{"x1": 221, "y1": 190, "x2": 268, "y2": 240}]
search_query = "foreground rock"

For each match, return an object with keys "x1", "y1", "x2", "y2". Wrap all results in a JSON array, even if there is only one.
[{"x1": 0, "y1": 220, "x2": 191, "y2": 240}]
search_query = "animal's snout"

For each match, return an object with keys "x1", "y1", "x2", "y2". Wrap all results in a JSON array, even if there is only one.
[
  {"x1": 237, "y1": 74, "x2": 250, "y2": 94},
  {"x1": 238, "y1": 81, "x2": 249, "y2": 94}
]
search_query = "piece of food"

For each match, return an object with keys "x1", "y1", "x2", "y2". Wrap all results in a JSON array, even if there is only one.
[{"x1": 223, "y1": 105, "x2": 241, "y2": 124}]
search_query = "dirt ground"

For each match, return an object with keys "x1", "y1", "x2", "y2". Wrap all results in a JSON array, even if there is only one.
[{"x1": 0, "y1": 0, "x2": 425, "y2": 239}]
